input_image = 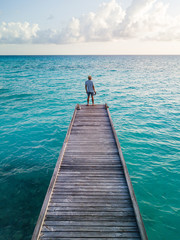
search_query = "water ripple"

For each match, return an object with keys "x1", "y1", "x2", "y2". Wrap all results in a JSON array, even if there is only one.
[{"x1": 0, "y1": 55, "x2": 179, "y2": 240}]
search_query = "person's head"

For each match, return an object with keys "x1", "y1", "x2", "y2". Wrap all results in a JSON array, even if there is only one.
[{"x1": 88, "y1": 75, "x2": 92, "y2": 80}]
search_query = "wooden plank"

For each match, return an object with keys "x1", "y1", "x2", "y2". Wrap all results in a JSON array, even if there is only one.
[
  {"x1": 54, "y1": 187, "x2": 127, "y2": 192},
  {"x1": 72, "y1": 125, "x2": 110, "y2": 128},
  {"x1": 55, "y1": 181, "x2": 127, "y2": 185},
  {"x1": 56, "y1": 178, "x2": 126, "y2": 182},
  {"x1": 48, "y1": 202, "x2": 133, "y2": 207},
  {"x1": 51, "y1": 197, "x2": 131, "y2": 202},
  {"x1": 45, "y1": 215, "x2": 137, "y2": 222},
  {"x1": 62, "y1": 159, "x2": 120, "y2": 162},
  {"x1": 62, "y1": 155, "x2": 119, "y2": 158},
  {"x1": 41, "y1": 225, "x2": 137, "y2": 232},
  {"x1": 61, "y1": 161, "x2": 121, "y2": 165},
  {"x1": 47, "y1": 206, "x2": 134, "y2": 212},
  {"x1": 43, "y1": 220, "x2": 137, "y2": 227},
  {"x1": 50, "y1": 198, "x2": 132, "y2": 203},
  {"x1": 63, "y1": 152, "x2": 119, "y2": 155},
  {"x1": 60, "y1": 164, "x2": 122, "y2": 168},
  {"x1": 66, "y1": 144, "x2": 117, "y2": 147},
  {"x1": 53, "y1": 184, "x2": 128, "y2": 189},
  {"x1": 52, "y1": 190, "x2": 130, "y2": 194},
  {"x1": 65, "y1": 147, "x2": 118, "y2": 150},
  {"x1": 40, "y1": 238, "x2": 141, "y2": 240},
  {"x1": 58, "y1": 172, "x2": 125, "y2": 175},
  {"x1": 52, "y1": 193, "x2": 130, "y2": 197},
  {"x1": 40, "y1": 231, "x2": 140, "y2": 238},
  {"x1": 55, "y1": 181, "x2": 126, "y2": 185},
  {"x1": 61, "y1": 162, "x2": 122, "y2": 166},
  {"x1": 73, "y1": 123, "x2": 111, "y2": 126},
  {"x1": 46, "y1": 211, "x2": 135, "y2": 217},
  {"x1": 61, "y1": 160, "x2": 121, "y2": 163},
  {"x1": 58, "y1": 172, "x2": 125, "y2": 179},
  {"x1": 62, "y1": 156, "x2": 120, "y2": 159},
  {"x1": 60, "y1": 165, "x2": 122, "y2": 169},
  {"x1": 55, "y1": 177, "x2": 126, "y2": 181},
  {"x1": 77, "y1": 110, "x2": 107, "y2": 113},
  {"x1": 51, "y1": 193, "x2": 131, "y2": 198},
  {"x1": 59, "y1": 170, "x2": 123, "y2": 174},
  {"x1": 71, "y1": 129, "x2": 113, "y2": 132},
  {"x1": 64, "y1": 150, "x2": 119, "y2": 153},
  {"x1": 54, "y1": 183, "x2": 127, "y2": 188},
  {"x1": 53, "y1": 188, "x2": 128, "y2": 193},
  {"x1": 61, "y1": 161, "x2": 122, "y2": 165}
]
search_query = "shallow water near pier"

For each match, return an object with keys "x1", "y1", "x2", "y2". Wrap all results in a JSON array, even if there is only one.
[{"x1": 0, "y1": 55, "x2": 179, "y2": 240}]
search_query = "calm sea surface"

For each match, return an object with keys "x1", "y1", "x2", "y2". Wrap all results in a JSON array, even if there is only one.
[{"x1": 0, "y1": 55, "x2": 179, "y2": 240}]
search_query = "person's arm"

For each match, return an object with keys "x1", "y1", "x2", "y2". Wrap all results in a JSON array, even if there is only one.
[
  {"x1": 93, "y1": 85, "x2": 96, "y2": 94},
  {"x1": 85, "y1": 85, "x2": 87, "y2": 93}
]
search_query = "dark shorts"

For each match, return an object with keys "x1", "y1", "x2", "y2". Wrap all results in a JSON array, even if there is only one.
[{"x1": 87, "y1": 92, "x2": 94, "y2": 97}]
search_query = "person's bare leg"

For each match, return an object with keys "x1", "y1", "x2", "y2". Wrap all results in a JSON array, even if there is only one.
[
  {"x1": 92, "y1": 95, "x2": 94, "y2": 105},
  {"x1": 87, "y1": 95, "x2": 90, "y2": 105}
]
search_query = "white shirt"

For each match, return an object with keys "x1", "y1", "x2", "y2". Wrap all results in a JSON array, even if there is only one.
[{"x1": 85, "y1": 80, "x2": 94, "y2": 92}]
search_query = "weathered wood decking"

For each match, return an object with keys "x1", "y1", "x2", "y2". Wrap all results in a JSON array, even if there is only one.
[{"x1": 32, "y1": 104, "x2": 148, "y2": 240}]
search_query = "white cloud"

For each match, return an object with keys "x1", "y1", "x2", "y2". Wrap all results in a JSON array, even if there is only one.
[
  {"x1": 117, "y1": 0, "x2": 180, "y2": 41},
  {"x1": 0, "y1": 0, "x2": 180, "y2": 44},
  {"x1": 76, "y1": 0, "x2": 125, "y2": 42},
  {"x1": 0, "y1": 22, "x2": 39, "y2": 43}
]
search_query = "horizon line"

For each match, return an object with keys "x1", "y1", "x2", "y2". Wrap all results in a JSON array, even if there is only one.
[{"x1": 0, "y1": 54, "x2": 180, "y2": 56}]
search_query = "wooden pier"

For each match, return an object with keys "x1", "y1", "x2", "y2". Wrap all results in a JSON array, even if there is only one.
[{"x1": 32, "y1": 104, "x2": 148, "y2": 240}]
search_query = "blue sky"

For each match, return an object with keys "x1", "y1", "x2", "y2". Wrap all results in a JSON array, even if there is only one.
[
  {"x1": 0, "y1": 0, "x2": 132, "y2": 31},
  {"x1": 0, "y1": 0, "x2": 180, "y2": 54}
]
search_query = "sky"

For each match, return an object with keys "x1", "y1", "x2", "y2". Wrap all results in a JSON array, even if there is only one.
[{"x1": 0, "y1": 0, "x2": 180, "y2": 55}]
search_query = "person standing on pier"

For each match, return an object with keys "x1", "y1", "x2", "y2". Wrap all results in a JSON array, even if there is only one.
[{"x1": 85, "y1": 75, "x2": 96, "y2": 106}]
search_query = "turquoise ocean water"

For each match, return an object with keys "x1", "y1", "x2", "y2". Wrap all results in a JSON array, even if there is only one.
[{"x1": 0, "y1": 55, "x2": 179, "y2": 240}]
